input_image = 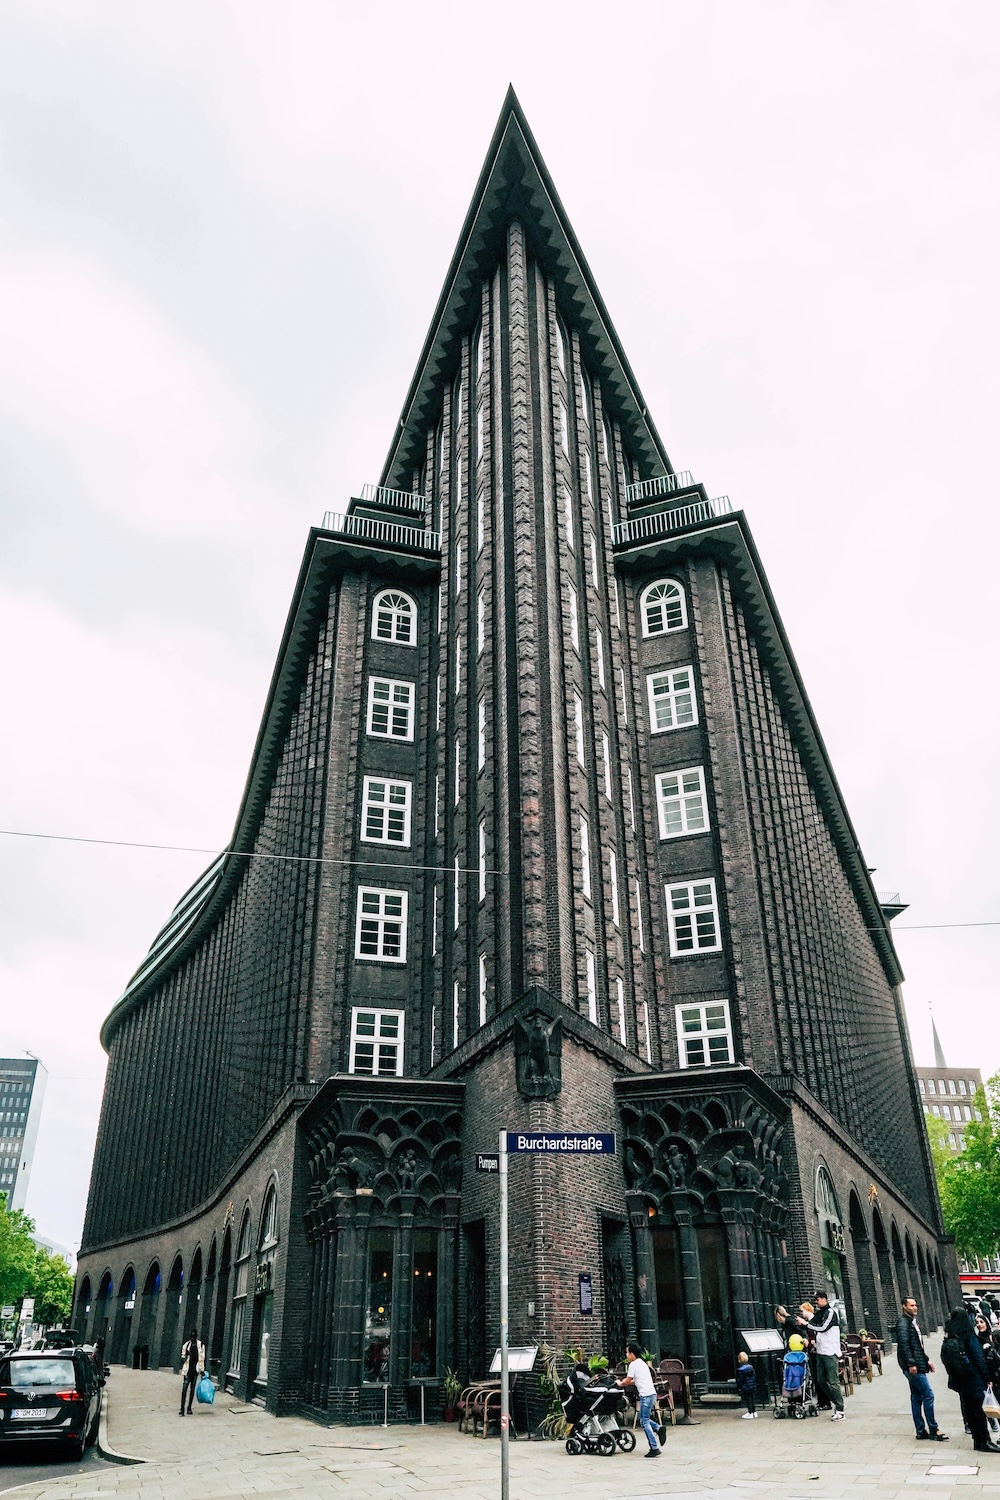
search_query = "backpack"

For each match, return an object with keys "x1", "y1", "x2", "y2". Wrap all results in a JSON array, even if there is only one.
[{"x1": 940, "y1": 1336, "x2": 969, "y2": 1385}]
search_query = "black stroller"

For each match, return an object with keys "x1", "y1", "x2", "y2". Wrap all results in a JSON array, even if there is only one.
[{"x1": 558, "y1": 1367, "x2": 635, "y2": 1455}]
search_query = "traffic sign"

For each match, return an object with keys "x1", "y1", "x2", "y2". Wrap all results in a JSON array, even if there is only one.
[
  {"x1": 476, "y1": 1153, "x2": 500, "y2": 1173},
  {"x1": 505, "y1": 1131, "x2": 615, "y2": 1154}
]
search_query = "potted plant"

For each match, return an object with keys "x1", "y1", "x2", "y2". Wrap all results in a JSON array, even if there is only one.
[{"x1": 443, "y1": 1367, "x2": 462, "y2": 1421}]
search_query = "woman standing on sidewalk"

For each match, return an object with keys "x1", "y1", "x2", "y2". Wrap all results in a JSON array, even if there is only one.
[
  {"x1": 179, "y1": 1328, "x2": 206, "y2": 1415},
  {"x1": 941, "y1": 1308, "x2": 999, "y2": 1454}
]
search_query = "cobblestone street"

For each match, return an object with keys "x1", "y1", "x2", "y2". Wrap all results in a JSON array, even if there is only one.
[{"x1": 7, "y1": 1342, "x2": 1000, "y2": 1500}]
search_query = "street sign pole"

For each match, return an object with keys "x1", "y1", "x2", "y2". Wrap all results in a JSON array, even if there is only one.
[{"x1": 499, "y1": 1128, "x2": 509, "y2": 1500}]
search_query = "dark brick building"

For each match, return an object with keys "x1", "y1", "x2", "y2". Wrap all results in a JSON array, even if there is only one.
[{"x1": 74, "y1": 92, "x2": 955, "y2": 1417}]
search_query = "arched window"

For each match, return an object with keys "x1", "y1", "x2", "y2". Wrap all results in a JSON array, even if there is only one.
[
  {"x1": 372, "y1": 590, "x2": 416, "y2": 646},
  {"x1": 228, "y1": 1209, "x2": 252, "y2": 1379},
  {"x1": 640, "y1": 579, "x2": 687, "y2": 637},
  {"x1": 259, "y1": 1186, "x2": 278, "y2": 1250}
]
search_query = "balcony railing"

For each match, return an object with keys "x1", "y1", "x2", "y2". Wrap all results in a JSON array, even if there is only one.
[
  {"x1": 624, "y1": 471, "x2": 694, "y2": 505},
  {"x1": 360, "y1": 484, "x2": 427, "y2": 513},
  {"x1": 322, "y1": 512, "x2": 441, "y2": 552},
  {"x1": 613, "y1": 495, "x2": 733, "y2": 547}
]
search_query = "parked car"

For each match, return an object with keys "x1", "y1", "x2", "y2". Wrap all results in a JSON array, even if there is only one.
[{"x1": 0, "y1": 1347, "x2": 104, "y2": 1460}]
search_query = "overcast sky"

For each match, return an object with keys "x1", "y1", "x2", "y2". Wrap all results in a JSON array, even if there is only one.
[{"x1": 2, "y1": 1, "x2": 998, "y2": 1258}]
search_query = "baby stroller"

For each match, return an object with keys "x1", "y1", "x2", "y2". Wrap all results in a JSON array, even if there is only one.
[
  {"x1": 774, "y1": 1345, "x2": 818, "y2": 1419},
  {"x1": 558, "y1": 1366, "x2": 635, "y2": 1455}
]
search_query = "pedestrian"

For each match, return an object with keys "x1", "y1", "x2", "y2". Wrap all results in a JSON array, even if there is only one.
[
  {"x1": 179, "y1": 1327, "x2": 206, "y2": 1416},
  {"x1": 736, "y1": 1352, "x2": 757, "y2": 1418},
  {"x1": 941, "y1": 1308, "x2": 1000, "y2": 1454},
  {"x1": 617, "y1": 1341, "x2": 661, "y2": 1458},
  {"x1": 775, "y1": 1305, "x2": 801, "y2": 1345},
  {"x1": 805, "y1": 1292, "x2": 845, "y2": 1420},
  {"x1": 896, "y1": 1296, "x2": 948, "y2": 1441}
]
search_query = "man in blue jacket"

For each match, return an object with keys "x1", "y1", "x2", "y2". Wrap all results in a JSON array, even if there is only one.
[{"x1": 896, "y1": 1296, "x2": 948, "y2": 1441}]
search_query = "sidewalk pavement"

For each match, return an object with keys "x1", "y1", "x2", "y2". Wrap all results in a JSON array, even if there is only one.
[{"x1": 8, "y1": 1341, "x2": 1000, "y2": 1500}]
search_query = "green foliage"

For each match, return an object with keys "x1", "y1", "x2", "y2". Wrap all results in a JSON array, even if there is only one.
[
  {"x1": 30, "y1": 1247, "x2": 74, "y2": 1328},
  {"x1": 443, "y1": 1366, "x2": 462, "y2": 1405},
  {"x1": 0, "y1": 1195, "x2": 37, "y2": 1311},
  {"x1": 929, "y1": 1075, "x2": 1000, "y2": 1262}
]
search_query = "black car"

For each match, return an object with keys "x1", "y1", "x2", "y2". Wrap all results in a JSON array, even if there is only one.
[{"x1": 0, "y1": 1348, "x2": 104, "y2": 1460}]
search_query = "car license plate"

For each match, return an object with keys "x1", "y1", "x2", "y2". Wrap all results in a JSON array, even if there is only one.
[{"x1": 12, "y1": 1409, "x2": 45, "y2": 1419}]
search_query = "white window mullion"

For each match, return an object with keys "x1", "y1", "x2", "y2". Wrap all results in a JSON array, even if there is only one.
[
  {"x1": 585, "y1": 950, "x2": 598, "y2": 1024},
  {"x1": 601, "y1": 733, "x2": 611, "y2": 798},
  {"x1": 478, "y1": 820, "x2": 487, "y2": 902},
  {"x1": 580, "y1": 813, "x2": 592, "y2": 900},
  {"x1": 634, "y1": 878, "x2": 645, "y2": 952},
  {"x1": 574, "y1": 693, "x2": 585, "y2": 765},
  {"x1": 479, "y1": 954, "x2": 488, "y2": 1026},
  {"x1": 595, "y1": 627, "x2": 606, "y2": 690},
  {"x1": 609, "y1": 848, "x2": 620, "y2": 927},
  {"x1": 568, "y1": 586, "x2": 580, "y2": 652}
]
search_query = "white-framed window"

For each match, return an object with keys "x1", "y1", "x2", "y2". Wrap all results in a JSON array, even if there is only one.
[
  {"x1": 455, "y1": 634, "x2": 462, "y2": 693},
  {"x1": 477, "y1": 494, "x2": 485, "y2": 553},
  {"x1": 367, "y1": 677, "x2": 415, "y2": 740},
  {"x1": 437, "y1": 585, "x2": 443, "y2": 633},
  {"x1": 477, "y1": 408, "x2": 484, "y2": 462},
  {"x1": 454, "y1": 856, "x2": 460, "y2": 930},
  {"x1": 455, "y1": 381, "x2": 463, "y2": 428},
  {"x1": 478, "y1": 697, "x2": 486, "y2": 771},
  {"x1": 918, "y1": 1077, "x2": 926, "y2": 1093},
  {"x1": 434, "y1": 775, "x2": 440, "y2": 837},
  {"x1": 611, "y1": 577, "x2": 621, "y2": 629},
  {"x1": 601, "y1": 732, "x2": 611, "y2": 798},
  {"x1": 959, "y1": 1079, "x2": 967, "y2": 1094},
  {"x1": 455, "y1": 463, "x2": 463, "y2": 509},
  {"x1": 555, "y1": 321, "x2": 566, "y2": 374},
  {"x1": 927, "y1": 1078, "x2": 936, "y2": 1093},
  {"x1": 602, "y1": 418, "x2": 611, "y2": 467},
  {"x1": 355, "y1": 887, "x2": 408, "y2": 963},
  {"x1": 579, "y1": 370, "x2": 589, "y2": 424},
  {"x1": 455, "y1": 540, "x2": 462, "y2": 594},
  {"x1": 656, "y1": 767, "x2": 709, "y2": 839},
  {"x1": 559, "y1": 401, "x2": 569, "y2": 455},
  {"x1": 477, "y1": 591, "x2": 486, "y2": 655},
  {"x1": 432, "y1": 884, "x2": 438, "y2": 956},
  {"x1": 583, "y1": 451, "x2": 593, "y2": 503},
  {"x1": 585, "y1": 950, "x2": 598, "y2": 1023},
  {"x1": 564, "y1": 487, "x2": 575, "y2": 550},
  {"x1": 435, "y1": 672, "x2": 442, "y2": 731},
  {"x1": 350, "y1": 1007, "x2": 404, "y2": 1076},
  {"x1": 580, "y1": 813, "x2": 592, "y2": 900},
  {"x1": 568, "y1": 586, "x2": 580, "y2": 652},
  {"x1": 624, "y1": 765, "x2": 635, "y2": 830},
  {"x1": 478, "y1": 820, "x2": 487, "y2": 902},
  {"x1": 574, "y1": 693, "x2": 585, "y2": 765},
  {"x1": 642, "y1": 999, "x2": 652, "y2": 1064},
  {"x1": 479, "y1": 954, "x2": 487, "y2": 1026},
  {"x1": 476, "y1": 323, "x2": 485, "y2": 379},
  {"x1": 453, "y1": 980, "x2": 460, "y2": 1048},
  {"x1": 589, "y1": 532, "x2": 599, "y2": 590},
  {"x1": 361, "y1": 777, "x2": 412, "y2": 845},
  {"x1": 372, "y1": 589, "x2": 416, "y2": 645},
  {"x1": 608, "y1": 848, "x2": 620, "y2": 927},
  {"x1": 619, "y1": 666, "x2": 629, "y2": 726},
  {"x1": 641, "y1": 579, "x2": 687, "y2": 636},
  {"x1": 454, "y1": 737, "x2": 461, "y2": 804},
  {"x1": 634, "y1": 877, "x2": 645, "y2": 951},
  {"x1": 647, "y1": 667, "x2": 697, "y2": 733},
  {"x1": 676, "y1": 1000, "x2": 733, "y2": 1069},
  {"x1": 615, "y1": 977, "x2": 626, "y2": 1046},
  {"x1": 595, "y1": 627, "x2": 606, "y2": 689},
  {"x1": 949, "y1": 1078, "x2": 957, "y2": 1094},
  {"x1": 430, "y1": 1003, "x2": 437, "y2": 1067},
  {"x1": 665, "y1": 879, "x2": 722, "y2": 955}
]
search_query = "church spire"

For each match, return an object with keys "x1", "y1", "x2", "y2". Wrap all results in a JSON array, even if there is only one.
[{"x1": 931, "y1": 1010, "x2": 947, "y2": 1069}]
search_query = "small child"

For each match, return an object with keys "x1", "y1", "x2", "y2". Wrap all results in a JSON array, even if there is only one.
[
  {"x1": 782, "y1": 1334, "x2": 809, "y2": 1411},
  {"x1": 735, "y1": 1351, "x2": 757, "y2": 1418}
]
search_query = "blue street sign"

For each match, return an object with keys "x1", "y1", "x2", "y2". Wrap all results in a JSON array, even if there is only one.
[{"x1": 505, "y1": 1131, "x2": 616, "y2": 1154}]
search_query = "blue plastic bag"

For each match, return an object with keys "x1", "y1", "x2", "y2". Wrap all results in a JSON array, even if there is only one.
[{"x1": 196, "y1": 1374, "x2": 215, "y2": 1405}]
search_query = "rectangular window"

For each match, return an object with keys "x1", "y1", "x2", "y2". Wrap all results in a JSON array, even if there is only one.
[
  {"x1": 580, "y1": 813, "x2": 592, "y2": 900},
  {"x1": 478, "y1": 820, "x2": 487, "y2": 902},
  {"x1": 455, "y1": 463, "x2": 463, "y2": 509},
  {"x1": 666, "y1": 879, "x2": 721, "y2": 955},
  {"x1": 367, "y1": 677, "x2": 415, "y2": 741},
  {"x1": 959, "y1": 1079, "x2": 967, "y2": 1094},
  {"x1": 927, "y1": 1078, "x2": 936, "y2": 1094},
  {"x1": 595, "y1": 627, "x2": 606, "y2": 689},
  {"x1": 477, "y1": 494, "x2": 485, "y2": 553},
  {"x1": 642, "y1": 999, "x2": 652, "y2": 1064},
  {"x1": 942, "y1": 1104, "x2": 952, "y2": 1120},
  {"x1": 568, "y1": 586, "x2": 580, "y2": 652},
  {"x1": 454, "y1": 737, "x2": 461, "y2": 805},
  {"x1": 559, "y1": 401, "x2": 569, "y2": 455},
  {"x1": 430, "y1": 1004, "x2": 436, "y2": 1067},
  {"x1": 969, "y1": 1079, "x2": 978, "y2": 1094},
  {"x1": 585, "y1": 950, "x2": 598, "y2": 1024},
  {"x1": 454, "y1": 856, "x2": 460, "y2": 930},
  {"x1": 656, "y1": 767, "x2": 709, "y2": 839},
  {"x1": 479, "y1": 954, "x2": 487, "y2": 1026},
  {"x1": 601, "y1": 733, "x2": 611, "y2": 798},
  {"x1": 589, "y1": 532, "x2": 599, "y2": 590},
  {"x1": 478, "y1": 698, "x2": 486, "y2": 771},
  {"x1": 437, "y1": 585, "x2": 442, "y2": 633},
  {"x1": 611, "y1": 577, "x2": 621, "y2": 629},
  {"x1": 635, "y1": 878, "x2": 645, "y2": 952},
  {"x1": 583, "y1": 451, "x2": 593, "y2": 503},
  {"x1": 476, "y1": 408, "x2": 484, "y2": 461},
  {"x1": 615, "y1": 978, "x2": 626, "y2": 1046},
  {"x1": 435, "y1": 672, "x2": 442, "y2": 732},
  {"x1": 919, "y1": 1078, "x2": 926, "y2": 1094},
  {"x1": 432, "y1": 885, "x2": 438, "y2": 956},
  {"x1": 350, "y1": 1007, "x2": 404, "y2": 1076},
  {"x1": 647, "y1": 667, "x2": 697, "y2": 733},
  {"x1": 455, "y1": 634, "x2": 462, "y2": 694},
  {"x1": 949, "y1": 1078, "x2": 957, "y2": 1094},
  {"x1": 453, "y1": 981, "x2": 460, "y2": 1048},
  {"x1": 609, "y1": 848, "x2": 620, "y2": 927},
  {"x1": 580, "y1": 374, "x2": 589, "y2": 424},
  {"x1": 619, "y1": 666, "x2": 628, "y2": 726},
  {"x1": 455, "y1": 540, "x2": 462, "y2": 594},
  {"x1": 361, "y1": 777, "x2": 412, "y2": 845},
  {"x1": 574, "y1": 693, "x2": 585, "y2": 765},
  {"x1": 564, "y1": 487, "x2": 574, "y2": 551},
  {"x1": 676, "y1": 1001, "x2": 733, "y2": 1069},
  {"x1": 355, "y1": 888, "x2": 408, "y2": 963},
  {"x1": 624, "y1": 766, "x2": 636, "y2": 830},
  {"x1": 477, "y1": 591, "x2": 486, "y2": 655},
  {"x1": 434, "y1": 774, "x2": 440, "y2": 838}
]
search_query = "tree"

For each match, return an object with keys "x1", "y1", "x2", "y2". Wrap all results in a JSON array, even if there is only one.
[
  {"x1": 30, "y1": 1247, "x2": 74, "y2": 1328},
  {"x1": 0, "y1": 1195, "x2": 37, "y2": 1311},
  {"x1": 930, "y1": 1074, "x2": 1000, "y2": 1263}
]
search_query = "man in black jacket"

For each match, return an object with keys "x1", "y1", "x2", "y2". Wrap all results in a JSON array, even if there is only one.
[{"x1": 896, "y1": 1296, "x2": 948, "y2": 1441}]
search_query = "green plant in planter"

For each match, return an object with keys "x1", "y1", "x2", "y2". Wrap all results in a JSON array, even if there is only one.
[
  {"x1": 443, "y1": 1367, "x2": 462, "y2": 1407},
  {"x1": 587, "y1": 1354, "x2": 609, "y2": 1375}
]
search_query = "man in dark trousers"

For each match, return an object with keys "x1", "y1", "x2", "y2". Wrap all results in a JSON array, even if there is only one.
[
  {"x1": 896, "y1": 1296, "x2": 948, "y2": 1441},
  {"x1": 805, "y1": 1292, "x2": 845, "y2": 1419}
]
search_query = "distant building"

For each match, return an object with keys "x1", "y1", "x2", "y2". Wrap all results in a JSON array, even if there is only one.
[
  {"x1": 0, "y1": 1057, "x2": 47, "y2": 1213},
  {"x1": 916, "y1": 1019, "x2": 982, "y2": 1153}
]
